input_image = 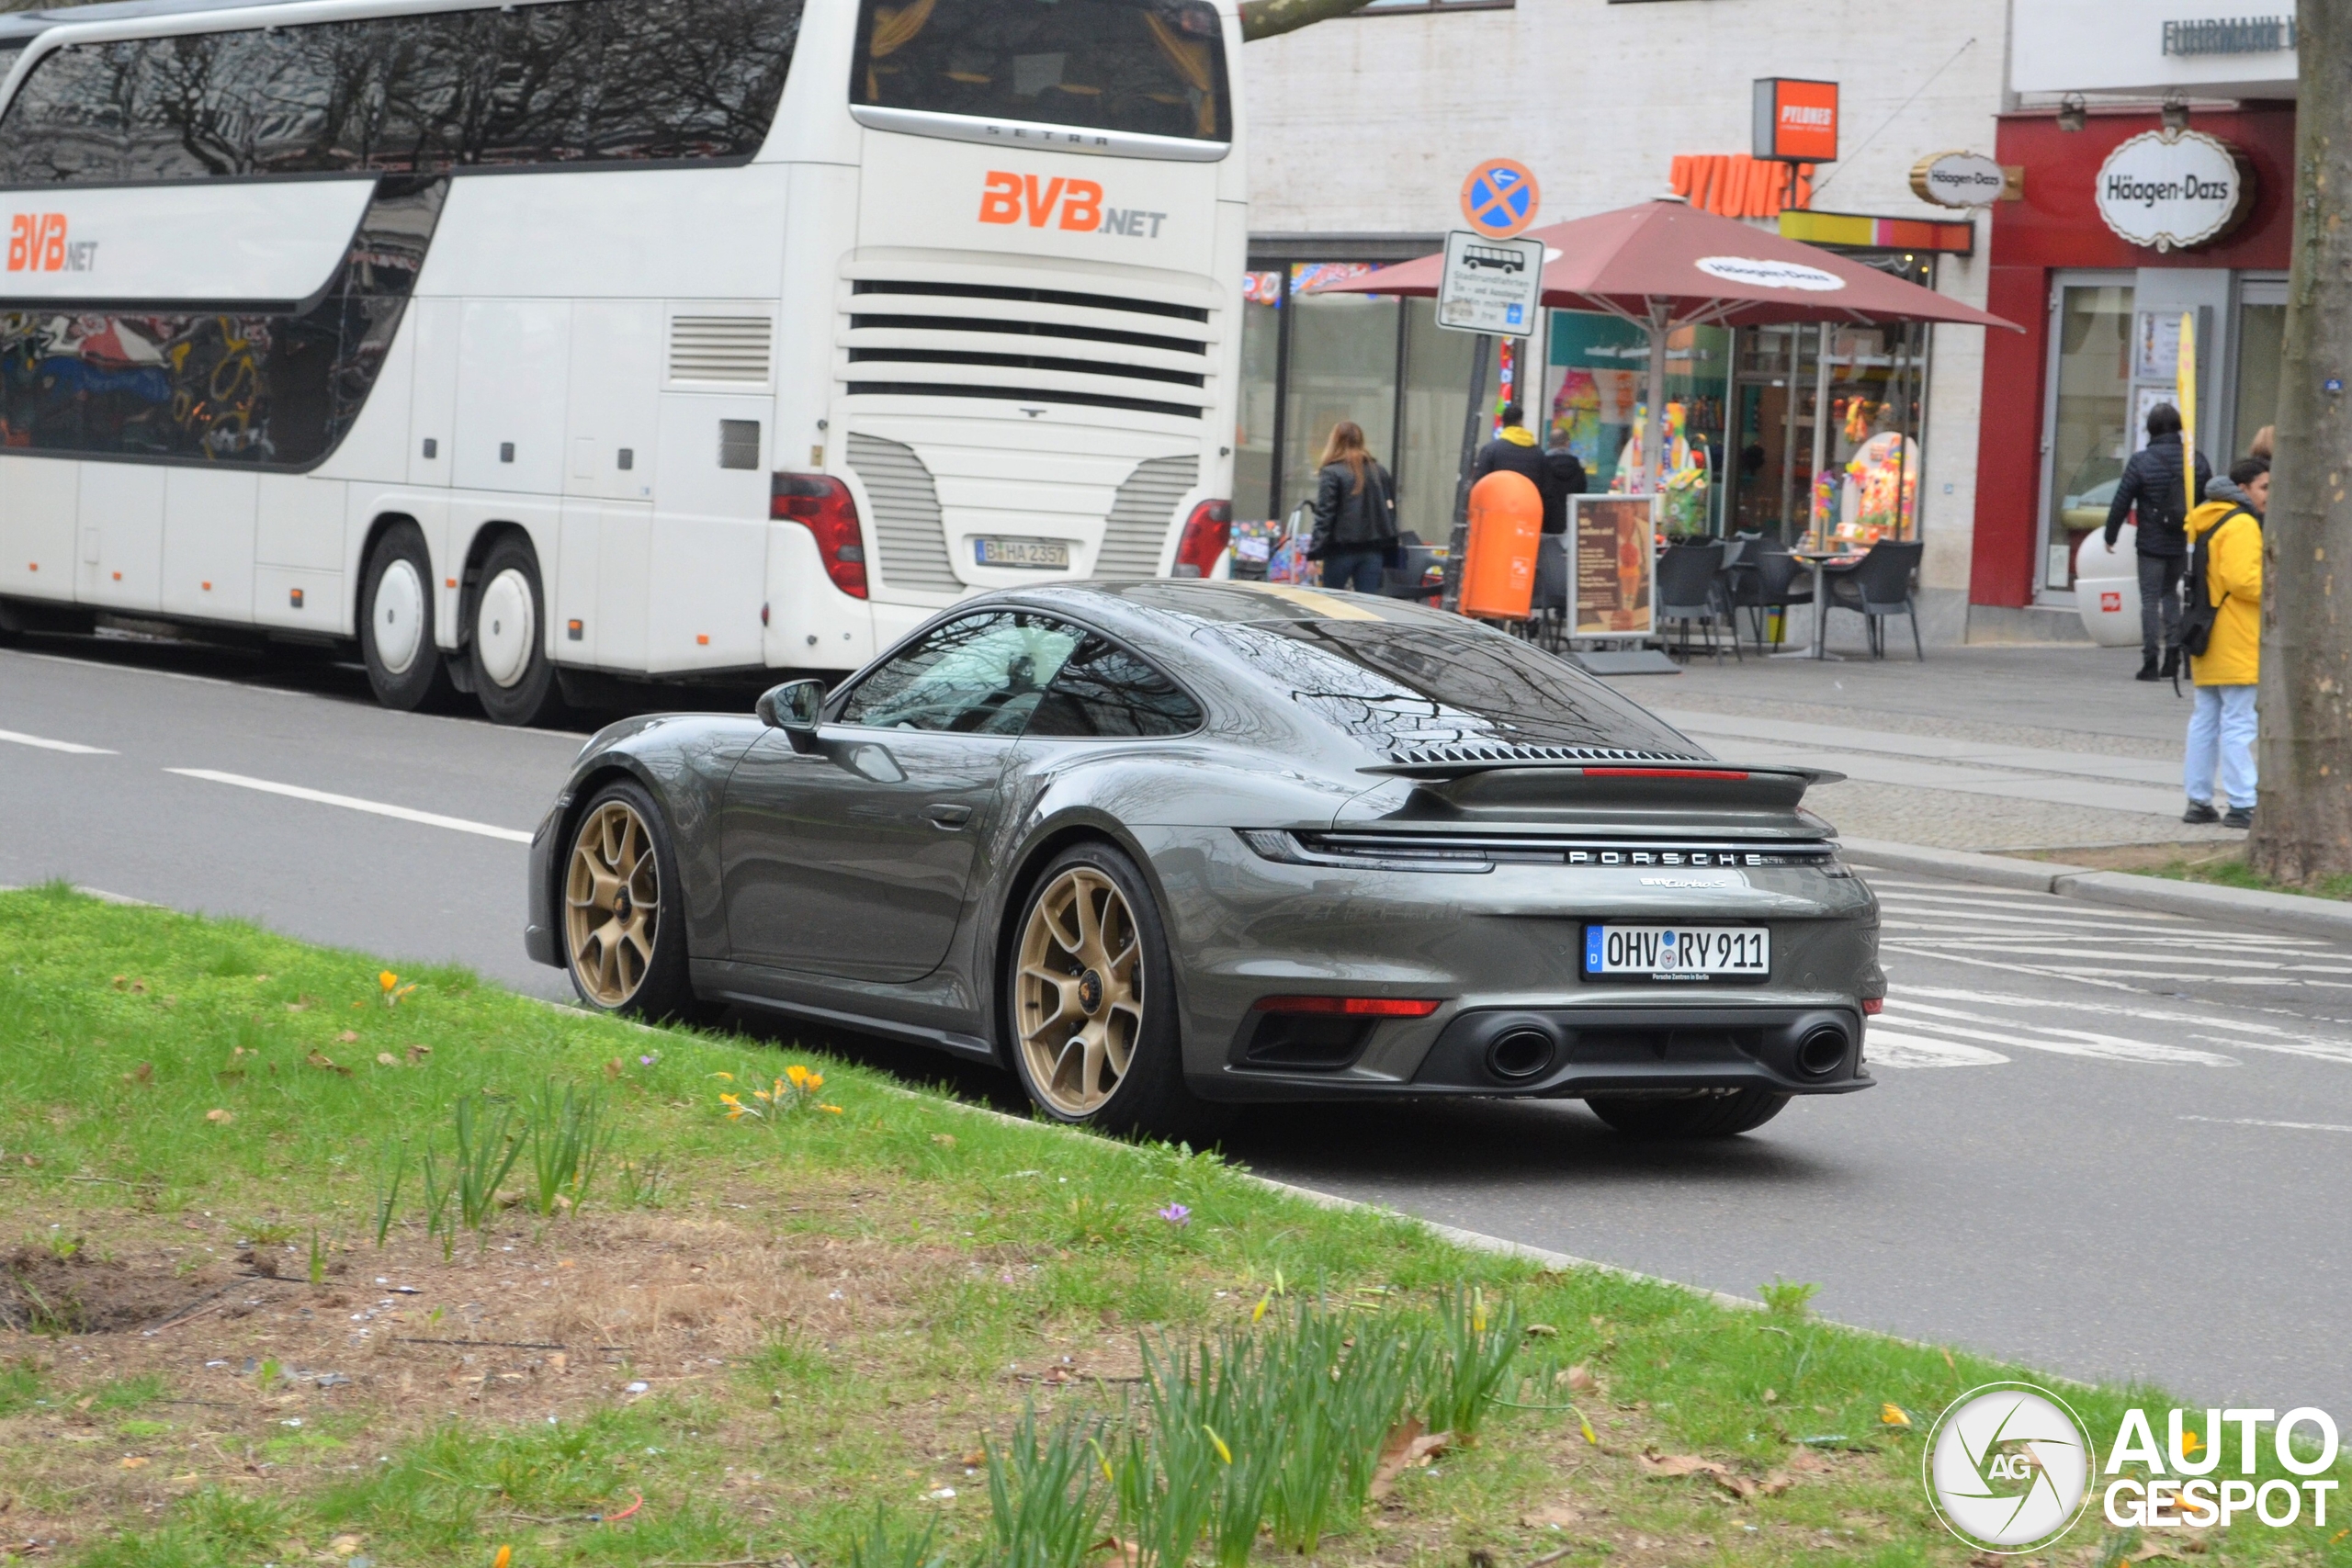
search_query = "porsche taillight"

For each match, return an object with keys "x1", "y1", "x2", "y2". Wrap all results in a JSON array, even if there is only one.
[
  {"x1": 771, "y1": 473, "x2": 868, "y2": 600},
  {"x1": 1171, "y1": 499, "x2": 1231, "y2": 578}
]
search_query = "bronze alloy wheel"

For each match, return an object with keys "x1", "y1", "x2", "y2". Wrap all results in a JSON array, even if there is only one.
[
  {"x1": 565, "y1": 799, "x2": 662, "y2": 1008},
  {"x1": 1016, "y1": 865, "x2": 1146, "y2": 1116}
]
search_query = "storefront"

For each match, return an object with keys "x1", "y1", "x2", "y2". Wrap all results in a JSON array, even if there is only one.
[
  {"x1": 1972, "y1": 103, "x2": 2295, "y2": 611},
  {"x1": 1238, "y1": 239, "x2": 1954, "y2": 549}
]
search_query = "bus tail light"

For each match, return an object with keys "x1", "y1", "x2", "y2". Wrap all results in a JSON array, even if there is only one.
[
  {"x1": 772, "y1": 473, "x2": 868, "y2": 600},
  {"x1": 1171, "y1": 499, "x2": 1231, "y2": 578}
]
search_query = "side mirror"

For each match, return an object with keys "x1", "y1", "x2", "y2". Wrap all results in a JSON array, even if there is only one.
[{"x1": 755, "y1": 679, "x2": 827, "y2": 751}]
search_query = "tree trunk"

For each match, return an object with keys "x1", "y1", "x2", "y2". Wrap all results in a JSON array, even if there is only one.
[
  {"x1": 1239, "y1": 0, "x2": 1380, "y2": 42},
  {"x1": 2249, "y1": 0, "x2": 2352, "y2": 882}
]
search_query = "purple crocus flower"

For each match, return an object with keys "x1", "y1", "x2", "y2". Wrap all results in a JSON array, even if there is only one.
[{"x1": 1158, "y1": 1203, "x2": 1192, "y2": 1227}]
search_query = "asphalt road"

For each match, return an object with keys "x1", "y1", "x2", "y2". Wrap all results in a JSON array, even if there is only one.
[{"x1": 6, "y1": 632, "x2": 2348, "y2": 1412}]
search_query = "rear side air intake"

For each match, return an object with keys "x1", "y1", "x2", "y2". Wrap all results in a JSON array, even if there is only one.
[
  {"x1": 846, "y1": 433, "x2": 961, "y2": 595},
  {"x1": 668, "y1": 315, "x2": 774, "y2": 384},
  {"x1": 1095, "y1": 455, "x2": 1199, "y2": 578}
]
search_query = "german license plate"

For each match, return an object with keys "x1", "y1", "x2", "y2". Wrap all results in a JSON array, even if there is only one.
[
  {"x1": 1583, "y1": 925, "x2": 1769, "y2": 979},
  {"x1": 975, "y1": 536, "x2": 1069, "y2": 570}
]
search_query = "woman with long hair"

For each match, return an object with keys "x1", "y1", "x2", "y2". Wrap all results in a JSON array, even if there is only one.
[{"x1": 1306, "y1": 420, "x2": 1398, "y2": 592}]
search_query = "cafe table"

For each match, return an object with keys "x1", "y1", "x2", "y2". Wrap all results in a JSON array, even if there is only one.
[{"x1": 1785, "y1": 546, "x2": 1867, "y2": 660}]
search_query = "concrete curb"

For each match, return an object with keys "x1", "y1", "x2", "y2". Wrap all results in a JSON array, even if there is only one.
[{"x1": 1839, "y1": 836, "x2": 2352, "y2": 942}]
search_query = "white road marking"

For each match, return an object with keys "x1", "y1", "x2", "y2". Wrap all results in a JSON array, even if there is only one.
[
  {"x1": 0, "y1": 727, "x2": 116, "y2": 755},
  {"x1": 1880, "y1": 944, "x2": 2152, "y2": 993},
  {"x1": 1898, "y1": 986, "x2": 2352, "y2": 1065},
  {"x1": 2180, "y1": 1115, "x2": 2352, "y2": 1134},
  {"x1": 165, "y1": 768, "x2": 534, "y2": 844},
  {"x1": 1863, "y1": 1028, "x2": 2010, "y2": 1068},
  {"x1": 1870, "y1": 886, "x2": 2184, "y2": 920},
  {"x1": 1875, "y1": 998, "x2": 2239, "y2": 1066}
]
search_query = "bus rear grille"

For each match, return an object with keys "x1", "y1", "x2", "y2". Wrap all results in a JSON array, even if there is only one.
[
  {"x1": 1094, "y1": 455, "x2": 1198, "y2": 577},
  {"x1": 843, "y1": 278, "x2": 1214, "y2": 420},
  {"x1": 846, "y1": 433, "x2": 962, "y2": 595}
]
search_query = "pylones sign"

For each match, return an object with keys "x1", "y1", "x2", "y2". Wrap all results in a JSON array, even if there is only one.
[{"x1": 2094, "y1": 129, "x2": 2254, "y2": 253}]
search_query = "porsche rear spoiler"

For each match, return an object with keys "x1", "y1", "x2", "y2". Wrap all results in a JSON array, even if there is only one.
[{"x1": 1358, "y1": 759, "x2": 1846, "y2": 787}]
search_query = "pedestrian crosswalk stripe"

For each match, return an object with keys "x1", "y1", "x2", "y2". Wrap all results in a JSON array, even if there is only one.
[
  {"x1": 1875, "y1": 998, "x2": 2238, "y2": 1065},
  {"x1": 1863, "y1": 1028, "x2": 2010, "y2": 1068},
  {"x1": 2180, "y1": 1115, "x2": 2352, "y2": 1134},
  {"x1": 1897, "y1": 985, "x2": 2352, "y2": 1063},
  {"x1": 1869, "y1": 886, "x2": 2184, "y2": 920},
  {"x1": 1881, "y1": 944, "x2": 2151, "y2": 993}
]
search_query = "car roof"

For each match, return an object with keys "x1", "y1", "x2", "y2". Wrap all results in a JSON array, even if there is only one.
[{"x1": 999, "y1": 579, "x2": 1473, "y2": 633}]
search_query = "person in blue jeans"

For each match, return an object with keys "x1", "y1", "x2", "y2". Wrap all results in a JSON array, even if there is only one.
[
  {"x1": 1306, "y1": 421, "x2": 1397, "y2": 593},
  {"x1": 2180, "y1": 457, "x2": 2267, "y2": 829}
]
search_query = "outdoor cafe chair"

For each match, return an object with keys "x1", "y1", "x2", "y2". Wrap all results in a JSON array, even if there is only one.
[
  {"x1": 1823, "y1": 539, "x2": 1926, "y2": 660},
  {"x1": 1724, "y1": 543, "x2": 1815, "y2": 653},
  {"x1": 1657, "y1": 540, "x2": 1739, "y2": 663},
  {"x1": 1530, "y1": 535, "x2": 1568, "y2": 650}
]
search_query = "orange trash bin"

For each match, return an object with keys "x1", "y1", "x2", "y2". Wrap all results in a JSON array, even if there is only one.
[{"x1": 1460, "y1": 469, "x2": 1544, "y2": 619}]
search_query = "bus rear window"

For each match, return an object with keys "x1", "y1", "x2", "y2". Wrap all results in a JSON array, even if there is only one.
[{"x1": 852, "y1": 0, "x2": 1228, "y2": 145}]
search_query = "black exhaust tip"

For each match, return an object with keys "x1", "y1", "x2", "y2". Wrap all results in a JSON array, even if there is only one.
[
  {"x1": 1796, "y1": 1024, "x2": 1849, "y2": 1077},
  {"x1": 1487, "y1": 1027, "x2": 1556, "y2": 1081}
]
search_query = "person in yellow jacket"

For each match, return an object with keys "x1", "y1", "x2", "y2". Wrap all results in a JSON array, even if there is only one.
[{"x1": 2181, "y1": 456, "x2": 2267, "y2": 829}]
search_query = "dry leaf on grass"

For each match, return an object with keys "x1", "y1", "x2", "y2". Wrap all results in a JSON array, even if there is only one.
[
  {"x1": 1369, "y1": 1416, "x2": 1453, "y2": 1499},
  {"x1": 1561, "y1": 1363, "x2": 1597, "y2": 1392},
  {"x1": 1638, "y1": 1449, "x2": 1793, "y2": 1500},
  {"x1": 306, "y1": 1050, "x2": 351, "y2": 1077}
]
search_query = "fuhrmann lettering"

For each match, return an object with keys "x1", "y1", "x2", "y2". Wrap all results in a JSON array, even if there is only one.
[
  {"x1": 2162, "y1": 16, "x2": 2296, "y2": 56},
  {"x1": 2105, "y1": 173, "x2": 2234, "y2": 208}
]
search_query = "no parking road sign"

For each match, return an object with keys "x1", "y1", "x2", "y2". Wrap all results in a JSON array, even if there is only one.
[{"x1": 1460, "y1": 158, "x2": 1540, "y2": 239}]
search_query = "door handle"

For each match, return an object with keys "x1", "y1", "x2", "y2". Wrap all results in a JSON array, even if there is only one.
[{"x1": 924, "y1": 803, "x2": 974, "y2": 829}]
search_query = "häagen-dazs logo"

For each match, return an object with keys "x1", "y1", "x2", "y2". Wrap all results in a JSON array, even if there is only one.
[{"x1": 1924, "y1": 1382, "x2": 2097, "y2": 1553}]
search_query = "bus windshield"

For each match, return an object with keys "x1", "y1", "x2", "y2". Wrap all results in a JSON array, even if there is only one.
[{"x1": 852, "y1": 0, "x2": 1228, "y2": 144}]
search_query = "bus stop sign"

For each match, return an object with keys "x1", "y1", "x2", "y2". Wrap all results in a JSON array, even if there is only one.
[{"x1": 1460, "y1": 159, "x2": 1540, "y2": 239}]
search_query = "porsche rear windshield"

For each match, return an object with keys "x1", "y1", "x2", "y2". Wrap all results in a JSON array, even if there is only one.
[
  {"x1": 851, "y1": 0, "x2": 1229, "y2": 143},
  {"x1": 1207, "y1": 620, "x2": 1706, "y2": 756}
]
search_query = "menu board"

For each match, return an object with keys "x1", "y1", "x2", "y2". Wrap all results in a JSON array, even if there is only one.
[{"x1": 1570, "y1": 495, "x2": 1657, "y2": 637}]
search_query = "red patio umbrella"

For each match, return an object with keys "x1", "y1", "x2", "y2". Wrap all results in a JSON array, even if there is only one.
[{"x1": 1313, "y1": 197, "x2": 2019, "y2": 504}]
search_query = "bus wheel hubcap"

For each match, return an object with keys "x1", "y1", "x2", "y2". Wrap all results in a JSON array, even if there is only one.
[
  {"x1": 372, "y1": 559, "x2": 425, "y2": 675},
  {"x1": 477, "y1": 568, "x2": 535, "y2": 688},
  {"x1": 565, "y1": 801, "x2": 659, "y2": 1008},
  {"x1": 1016, "y1": 867, "x2": 1143, "y2": 1116}
]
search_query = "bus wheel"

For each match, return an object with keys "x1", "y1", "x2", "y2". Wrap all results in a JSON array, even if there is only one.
[
  {"x1": 359, "y1": 523, "x2": 456, "y2": 711},
  {"x1": 469, "y1": 534, "x2": 565, "y2": 727}
]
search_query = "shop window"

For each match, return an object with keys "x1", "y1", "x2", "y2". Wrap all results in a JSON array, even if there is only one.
[
  {"x1": 1545, "y1": 313, "x2": 1729, "y2": 536},
  {"x1": 1396, "y1": 299, "x2": 1494, "y2": 544},
  {"x1": 2043, "y1": 283, "x2": 2134, "y2": 591},
  {"x1": 1279, "y1": 265, "x2": 1398, "y2": 530},
  {"x1": 1234, "y1": 272, "x2": 1281, "y2": 525},
  {"x1": 2233, "y1": 299, "x2": 2284, "y2": 460}
]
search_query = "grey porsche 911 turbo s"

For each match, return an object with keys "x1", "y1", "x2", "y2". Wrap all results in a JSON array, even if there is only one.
[{"x1": 525, "y1": 581, "x2": 1882, "y2": 1138}]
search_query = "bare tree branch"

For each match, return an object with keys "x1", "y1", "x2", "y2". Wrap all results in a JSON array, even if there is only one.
[{"x1": 1239, "y1": 0, "x2": 1381, "y2": 43}]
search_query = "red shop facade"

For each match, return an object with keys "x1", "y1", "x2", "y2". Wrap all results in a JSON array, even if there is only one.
[{"x1": 1971, "y1": 104, "x2": 2294, "y2": 615}]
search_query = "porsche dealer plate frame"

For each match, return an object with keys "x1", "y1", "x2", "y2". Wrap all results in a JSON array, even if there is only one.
[{"x1": 1581, "y1": 924, "x2": 1770, "y2": 982}]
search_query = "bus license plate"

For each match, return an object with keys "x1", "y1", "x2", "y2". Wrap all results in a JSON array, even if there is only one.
[
  {"x1": 975, "y1": 536, "x2": 1069, "y2": 570},
  {"x1": 1583, "y1": 925, "x2": 1769, "y2": 979}
]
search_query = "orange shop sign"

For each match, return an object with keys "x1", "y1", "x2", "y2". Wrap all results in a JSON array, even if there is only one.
[{"x1": 1752, "y1": 78, "x2": 1838, "y2": 164}]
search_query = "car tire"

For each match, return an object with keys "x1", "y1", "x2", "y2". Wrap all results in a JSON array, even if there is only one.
[
  {"x1": 1585, "y1": 1089, "x2": 1790, "y2": 1139},
  {"x1": 1005, "y1": 840, "x2": 1216, "y2": 1139},
  {"x1": 560, "y1": 779, "x2": 695, "y2": 1021},
  {"x1": 469, "y1": 533, "x2": 566, "y2": 727},
  {"x1": 358, "y1": 523, "x2": 458, "y2": 712}
]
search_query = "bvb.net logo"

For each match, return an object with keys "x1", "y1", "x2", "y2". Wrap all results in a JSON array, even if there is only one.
[{"x1": 1924, "y1": 1382, "x2": 2098, "y2": 1552}]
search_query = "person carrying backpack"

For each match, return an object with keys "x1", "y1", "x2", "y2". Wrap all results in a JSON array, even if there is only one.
[
  {"x1": 2104, "y1": 403, "x2": 2213, "y2": 682},
  {"x1": 2179, "y1": 456, "x2": 2267, "y2": 829}
]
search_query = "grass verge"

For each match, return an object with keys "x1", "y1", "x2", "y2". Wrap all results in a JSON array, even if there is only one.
[{"x1": 0, "y1": 885, "x2": 2345, "y2": 1568}]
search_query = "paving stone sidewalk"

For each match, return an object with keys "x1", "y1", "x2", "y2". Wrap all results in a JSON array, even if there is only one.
[{"x1": 1597, "y1": 641, "x2": 2245, "y2": 854}]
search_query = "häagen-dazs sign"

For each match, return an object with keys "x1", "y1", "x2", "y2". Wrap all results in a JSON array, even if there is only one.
[
  {"x1": 2095, "y1": 129, "x2": 2252, "y2": 252},
  {"x1": 1909, "y1": 150, "x2": 2006, "y2": 209}
]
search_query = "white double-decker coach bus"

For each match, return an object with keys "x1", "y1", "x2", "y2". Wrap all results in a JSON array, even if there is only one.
[{"x1": 0, "y1": 0, "x2": 1241, "y2": 722}]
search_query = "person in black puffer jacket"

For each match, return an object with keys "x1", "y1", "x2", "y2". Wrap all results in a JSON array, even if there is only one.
[
  {"x1": 2103, "y1": 402, "x2": 2213, "y2": 681},
  {"x1": 1306, "y1": 420, "x2": 1397, "y2": 592}
]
